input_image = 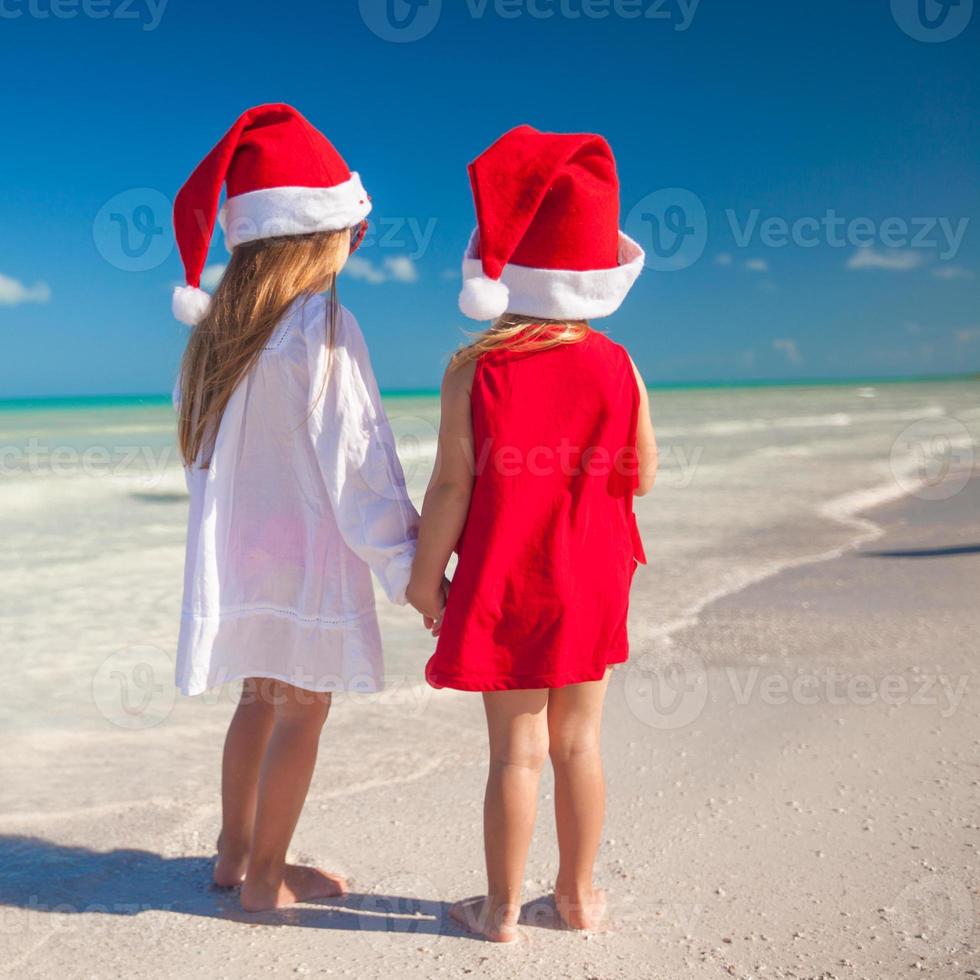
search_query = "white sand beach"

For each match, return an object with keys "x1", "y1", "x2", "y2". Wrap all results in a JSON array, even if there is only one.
[{"x1": 1, "y1": 380, "x2": 978, "y2": 978}]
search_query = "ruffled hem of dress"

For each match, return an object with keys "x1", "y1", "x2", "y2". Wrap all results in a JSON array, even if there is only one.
[
  {"x1": 425, "y1": 651, "x2": 628, "y2": 692},
  {"x1": 178, "y1": 668, "x2": 385, "y2": 698}
]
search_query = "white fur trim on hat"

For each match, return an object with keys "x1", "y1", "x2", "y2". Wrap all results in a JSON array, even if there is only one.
[
  {"x1": 218, "y1": 173, "x2": 372, "y2": 250},
  {"x1": 460, "y1": 230, "x2": 645, "y2": 321},
  {"x1": 172, "y1": 285, "x2": 211, "y2": 326}
]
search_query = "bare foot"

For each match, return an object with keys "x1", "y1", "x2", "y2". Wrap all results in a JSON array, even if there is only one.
[
  {"x1": 212, "y1": 834, "x2": 248, "y2": 889},
  {"x1": 553, "y1": 887, "x2": 607, "y2": 930},
  {"x1": 240, "y1": 864, "x2": 348, "y2": 912},
  {"x1": 449, "y1": 896, "x2": 519, "y2": 943}
]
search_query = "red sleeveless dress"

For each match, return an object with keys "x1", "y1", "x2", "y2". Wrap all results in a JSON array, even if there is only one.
[{"x1": 425, "y1": 330, "x2": 647, "y2": 691}]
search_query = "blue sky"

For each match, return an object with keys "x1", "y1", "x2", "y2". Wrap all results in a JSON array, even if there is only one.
[{"x1": 0, "y1": 0, "x2": 977, "y2": 396}]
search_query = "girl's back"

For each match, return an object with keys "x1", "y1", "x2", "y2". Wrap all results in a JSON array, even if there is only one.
[
  {"x1": 426, "y1": 330, "x2": 646, "y2": 691},
  {"x1": 178, "y1": 295, "x2": 417, "y2": 696}
]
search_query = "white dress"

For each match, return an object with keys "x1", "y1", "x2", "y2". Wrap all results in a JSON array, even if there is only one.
[{"x1": 175, "y1": 296, "x2": 419, "y2": 696}]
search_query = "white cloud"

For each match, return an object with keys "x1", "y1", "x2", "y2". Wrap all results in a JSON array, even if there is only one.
[
  {"x1": 0, "y1": 273, "x2": 51, "y2": 307},
  {"x1": 199, "y1": 264, "x2": 227, "y2": 290},
  {"x1": 715, "y1": 252, "x2": 734, "y2": 267},
  {"x1": 904, "y1": 321, "x2": 922, "y2": 336},
  {"x1": 384, "y1": 255, "x2": 419, "y2": 284},
  {"x1": 344, "y1": 256, "x2": 387, "y2": 285},
  {"x1": 773, "y1": 337, "x2": 802, "y2": 365},
  {"x1": 932, "y1": 265, "x2": 974, "y2": 281},
  {"x1": 955, "y1": 327, "x2": 980, "y2": 344},
  {"x1": 846, "y1": 247, "x2": 924, "y2": 271},
  {"x1": 745, "y1": 258, "x2": 769, "y2": 272},
  {"x1": 343, "y1": 255, "x2": 419, "y2": 285}
]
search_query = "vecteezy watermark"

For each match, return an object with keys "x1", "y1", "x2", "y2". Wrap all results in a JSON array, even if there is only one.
[
  {"x1": 887, "y1": 874, "x2": 975, "y2": 957},
  {"x1": 92, "y1": 645, "x2": 176, "y2": 730},
  {"x1": 0, "y1": 439, "x2": 177, "y2": 486},
  {"x1": 359, "y1": 216, "x2": 438, "y2": 260},
  {"x1": 0, "y1": 0, "x2": 168, "y2": 30},
  {"x1": 624, "y1": 188, "x2": 708, "y2": 272},
  {"x1": 892, "y1": 0, "x2": 974, "y2": 42},
  {"x1": 623, "y1": 645, "x2": 709, "y2": 729},
  {"x1": 358, "y1": 0, "x2": 699, "y2": 41},
  {"x1": 625, "y1": 193, "x2": 970, "y2": 272},
  {"x1": 726, "y1": 210, "x2": 969, "y2": 261},
  {"x1": 648, "y1": 442, "x2": 703, "y2": 489},
  {"x1": 93, "y1": 188, "x2": 174, "y2": 272},
  {"x1": 355, "y1": 871, "x2": 446, "y2": 950},
  {"x1": 187, "y1": 671, "x2": 435, "y2": 716},
  {"x1": 723, "y1": 667, "x2": 968, "y2": 719},
  {"x1": 462, "y1": 0, "x2": 700, "y2": 29},
  {"x1": 0, "y1": 899, "x2": 172, "y2": 941},
  {"x1": 890, "y1": 416, "x2": 974, "y2": 501}
]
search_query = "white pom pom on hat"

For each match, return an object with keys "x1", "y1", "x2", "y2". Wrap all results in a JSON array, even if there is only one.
[
  {"x1": 172, "y1": 285, "x2": 212, "y2": 326},
  {"x1": 458, "y1": 276, "x2": 510, "y2": 321}
]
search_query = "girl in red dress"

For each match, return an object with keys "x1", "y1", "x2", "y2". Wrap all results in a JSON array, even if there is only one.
[{"x1": 407, "y1": 126, "x2": 658, "y2": 942}]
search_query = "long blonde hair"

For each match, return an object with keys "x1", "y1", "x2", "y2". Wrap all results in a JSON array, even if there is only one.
[
  {"x1": 178, "y1": 229, "x2": 349, "y2": 466},
  {"x1": 450, "y1": 314, "x2": 590, "y2": 366}
]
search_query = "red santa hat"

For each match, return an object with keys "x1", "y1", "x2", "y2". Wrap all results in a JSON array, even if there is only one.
[
  {"x1": 172, "y1": 103, "x2": 371, "y2": 326},
  {"x1": 458, "y1": 125, "x2": 645, "y2": 322}
]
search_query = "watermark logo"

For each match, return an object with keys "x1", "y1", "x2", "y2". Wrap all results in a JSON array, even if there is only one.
[
  {"x1": 0, "y1": 0, "x2": 168, "y2": 30},
  {"x1": 888, "y1": 874, "x2": 974, "y2": 957},
  {"x1": 623, "y1": 645, "x2": 708, "y2": 729},
  {"x1": 359, "y1": 0, "x2": 442, "y2": 42},
  {"x1": 92, "y1": 645, "x2": 175, "y2": 730},
  {"x1": 358, "y1": 414, "x2": 437, "y2": 502},
  {"x1": 356, "y1": 872, "x2": 445, "y2": 950},
  {"x1": 891, "y1": 416, "x2": 974, "y2": 501},
  {"x1": 892, "y1": 0, "x2": 973, "y2": 42},
  {"x1": 625, "y1": 189, "x2": 708, "y2": 272},
  {"x1": 93, "y1": 188, "x2": 173, "y2": 272}
]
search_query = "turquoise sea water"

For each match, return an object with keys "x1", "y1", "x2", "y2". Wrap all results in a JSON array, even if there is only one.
[{"x1": 1, "y1": 377, "x2": 976, "y2": 730}]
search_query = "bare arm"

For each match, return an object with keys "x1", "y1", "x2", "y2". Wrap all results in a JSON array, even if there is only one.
[
  {"x1": 630, "y1": 357, "x2": 658, "y2": 496},
  {"x1": 406, "y1": 360, "x2": 477, "y2": 626}
]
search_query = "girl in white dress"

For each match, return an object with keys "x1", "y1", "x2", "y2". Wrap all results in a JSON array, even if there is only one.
[{"x1": 170, "y1": 105, "x2": 419, "y2": 911}]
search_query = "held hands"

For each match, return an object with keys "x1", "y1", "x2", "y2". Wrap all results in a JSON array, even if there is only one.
[{"x1": 406, "y1": 576, "x2": 451, "y2": 636}]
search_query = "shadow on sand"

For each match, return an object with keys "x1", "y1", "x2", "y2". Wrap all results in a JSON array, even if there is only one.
[
  {"x1": 0, "y1": 835, "x2": 492, "y2": 938},
  {"x1": 860, "y1": 543, "x2": 980, "y2": 559}
]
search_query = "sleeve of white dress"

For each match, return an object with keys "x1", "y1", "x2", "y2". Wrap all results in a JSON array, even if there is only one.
[{"x1": 305, "y1": 303, "x2": 420, "y2": 605}]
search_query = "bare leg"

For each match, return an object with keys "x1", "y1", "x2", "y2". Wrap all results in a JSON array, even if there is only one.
[
  {"x1": 547, "y1": 669, "x2": 611, "y2": 930},
  {"x1": 451, "y1": 688, "x2": 550, "y2": 943},
  {"x1": 214, "y1": 678, "x2": 276, "y2": 887},
  {"x1": 239, "y1": 681, "x2": 348, "y2": 912}
]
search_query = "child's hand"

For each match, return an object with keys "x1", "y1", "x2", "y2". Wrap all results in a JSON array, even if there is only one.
[{"x1": 407, "y1": 577, "x2": 450, "y2": 636}]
